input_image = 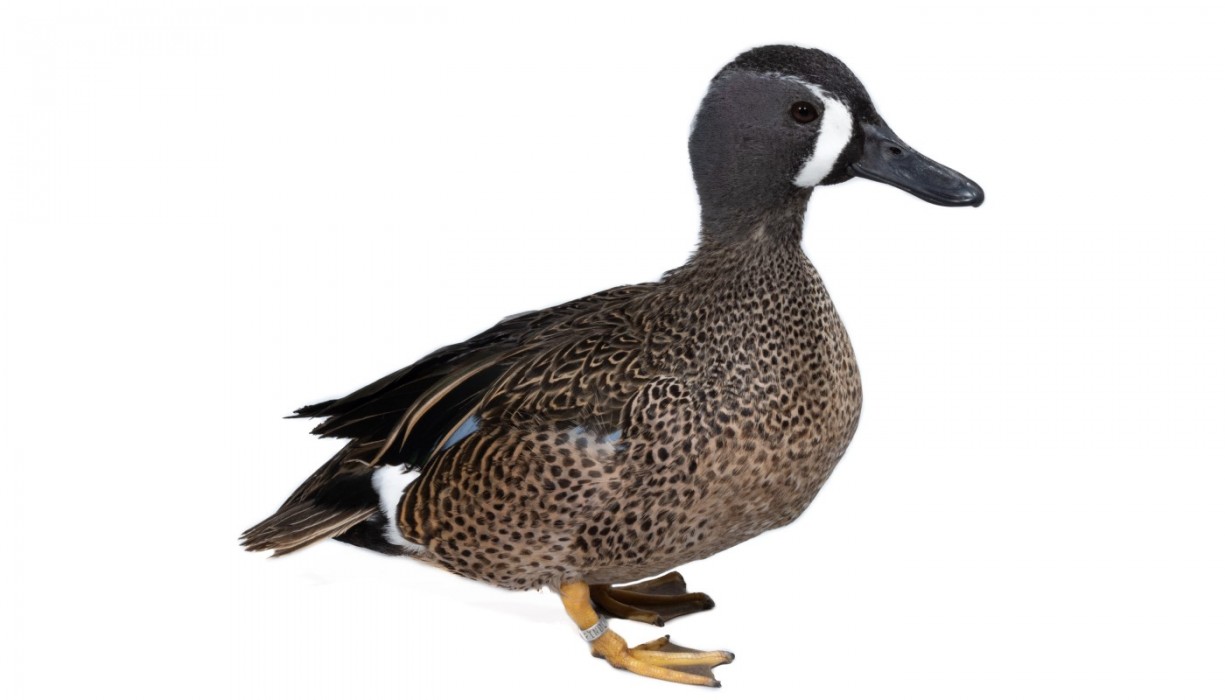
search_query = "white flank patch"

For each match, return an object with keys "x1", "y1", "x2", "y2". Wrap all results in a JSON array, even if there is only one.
[
  {"x1": 791, "y1": 82, "x2": 854, "y2": 188},
  {"x1": 371, "y1": 465, "x2": 425, "y2": 553}
]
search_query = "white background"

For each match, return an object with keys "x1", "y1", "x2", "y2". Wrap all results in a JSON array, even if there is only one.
[{"x1": 3, "y1": 1, "x2": 1223, "y2": 698}]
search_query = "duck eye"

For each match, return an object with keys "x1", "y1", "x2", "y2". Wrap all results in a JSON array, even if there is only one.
[{"x1": 790, "y1": 101, "x2": 819, "y2": 124}]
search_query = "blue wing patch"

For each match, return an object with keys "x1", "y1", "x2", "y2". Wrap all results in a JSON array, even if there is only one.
[{"x1": 440, "y1": 415, "x2": 482, "y2": 451}]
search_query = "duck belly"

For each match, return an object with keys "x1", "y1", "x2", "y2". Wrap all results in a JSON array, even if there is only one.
[{"x1": 581, "y1": 410, "x2": 860, "y2": 585}]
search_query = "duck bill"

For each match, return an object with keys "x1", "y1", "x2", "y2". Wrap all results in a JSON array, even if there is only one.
[{"x1": 851, "y1": 122, "x2": 984, "y2": 207}]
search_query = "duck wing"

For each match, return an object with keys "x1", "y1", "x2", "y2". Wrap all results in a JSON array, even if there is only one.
[{"x1": 241, "y1": 284, "x2": 655, "y2": 555}]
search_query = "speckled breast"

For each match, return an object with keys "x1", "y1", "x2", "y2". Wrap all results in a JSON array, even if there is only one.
[{"x1": 582, "y1": 259, "x2": 864, "y2": 584}]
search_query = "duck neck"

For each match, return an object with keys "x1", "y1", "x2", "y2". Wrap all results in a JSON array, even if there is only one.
[
  {"x1": 674, "y1": 189, "x2": 821, "y2": 296},
  {"x1": 697, "y1": 187, "x2": 813, "y2": 248},
  {"x1": 664, "y1": 188, "x2": 835, "y2": 383}
]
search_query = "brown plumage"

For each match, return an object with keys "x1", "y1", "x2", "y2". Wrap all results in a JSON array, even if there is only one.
[
  {"x1": 243, "y1": 203, "x2": 861, "y2": 586},
  {"x1": 242, "y1": 45, "x2": 982, "y2": 685}
]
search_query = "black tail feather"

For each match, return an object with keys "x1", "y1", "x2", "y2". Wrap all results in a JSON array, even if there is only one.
[{"x1": 241, "y1": 502, "x2": 376, "y2": 557}]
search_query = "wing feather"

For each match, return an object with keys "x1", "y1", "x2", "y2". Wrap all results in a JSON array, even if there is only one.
[{"x1": 243, "y1": 283, "x2": 659, "y2": 556}]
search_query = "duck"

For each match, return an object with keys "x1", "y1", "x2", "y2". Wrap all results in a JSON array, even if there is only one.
[{"x1": 242, "y1": 44, "x2": 983, "y2": 687}]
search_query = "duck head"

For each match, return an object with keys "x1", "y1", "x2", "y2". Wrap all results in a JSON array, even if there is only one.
[{"x1": 690, "y1": 45, "x2": 984, "y2": 231}]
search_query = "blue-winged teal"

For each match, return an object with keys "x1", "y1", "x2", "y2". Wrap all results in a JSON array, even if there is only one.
[{"x1": 243, "y1": 44, "x2": 983, "y2": 687}]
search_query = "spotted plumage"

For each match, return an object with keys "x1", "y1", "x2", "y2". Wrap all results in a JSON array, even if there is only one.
[{"x1": 242, "y1": 44, "x2": 982, "y2": 686}]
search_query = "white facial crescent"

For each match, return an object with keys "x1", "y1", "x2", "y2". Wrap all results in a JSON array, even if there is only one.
[{"x1": 791, "y1": 82, "x2": 854, "y2": 188}]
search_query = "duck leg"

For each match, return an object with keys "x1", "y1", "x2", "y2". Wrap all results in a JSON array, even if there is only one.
[
  {"x1": 561, "y1": 580, "x2": 734, "y2": 687},
  {"x1": 590, "y1": 571, "x2": 716, "y2": 626}
]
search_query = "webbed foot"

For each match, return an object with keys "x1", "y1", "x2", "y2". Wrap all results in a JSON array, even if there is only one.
[
  {"x1": 590, "y1": 571, "x2": 715, "y2": 626},
  {"x1": 561, "y1": 580, "x2": 733, "y2": 687}
]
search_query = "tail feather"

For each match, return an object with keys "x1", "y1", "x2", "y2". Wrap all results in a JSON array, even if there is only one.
[{"x1": 241, "y1": 502, "x2": 377, "y2": 557}]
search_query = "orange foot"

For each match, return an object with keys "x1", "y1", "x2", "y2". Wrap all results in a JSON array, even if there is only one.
[{"x1": 561, "y1": 580, "x2": 734, "y2": 687}]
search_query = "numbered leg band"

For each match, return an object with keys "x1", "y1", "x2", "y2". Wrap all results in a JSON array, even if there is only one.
[{"x1": 579, "y1": 615, "x2": 609, "y2": 642}]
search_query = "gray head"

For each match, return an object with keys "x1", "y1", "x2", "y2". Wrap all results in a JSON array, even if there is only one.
[{"x1": 689, "y1": 45, "x2": 983, "y2": 233}]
